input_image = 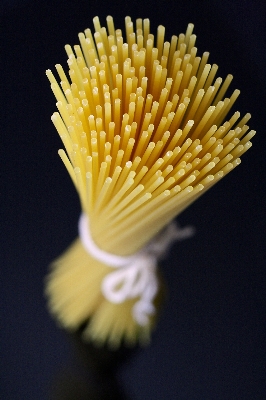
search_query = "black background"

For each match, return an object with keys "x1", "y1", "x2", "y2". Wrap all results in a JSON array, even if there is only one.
[{"x1": 1, "y1": 0, "x2": 265, "y2": 399}]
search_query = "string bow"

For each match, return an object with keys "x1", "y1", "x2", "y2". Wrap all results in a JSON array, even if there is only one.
[{"x1": 79, "y1": 213, "x2": 194, "y2": 325}]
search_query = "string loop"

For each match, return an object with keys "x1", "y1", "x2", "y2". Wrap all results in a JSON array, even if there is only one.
[{"x1": 79, "y1": 213, "x2": 194, "y2": 325}]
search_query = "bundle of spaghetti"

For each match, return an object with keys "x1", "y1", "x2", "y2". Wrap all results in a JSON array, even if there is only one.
[{"x1": 45, "y1": 16, "x2": 255, "y2": 348}]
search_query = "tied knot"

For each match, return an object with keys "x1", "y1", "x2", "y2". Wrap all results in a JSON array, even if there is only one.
[
  {"x1": 79, "y1": 213, "x2": 194, "y2": 326},
  {"x1": 102, "y1": 252, "x2": 158, "y2": 326}
]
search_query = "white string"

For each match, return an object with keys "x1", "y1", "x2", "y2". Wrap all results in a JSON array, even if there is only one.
[{"x1": 78, "y1": 213, "x2": 194, "y2": 326}]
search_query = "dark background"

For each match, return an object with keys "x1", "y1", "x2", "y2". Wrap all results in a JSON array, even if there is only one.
[{"x1": 1, "y1": 0, "x2": 265, "y2": 399}]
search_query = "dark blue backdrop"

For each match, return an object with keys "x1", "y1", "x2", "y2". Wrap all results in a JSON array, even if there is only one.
[{"x1": 1, "y1": 0, "x2": 265, "y2": 398}]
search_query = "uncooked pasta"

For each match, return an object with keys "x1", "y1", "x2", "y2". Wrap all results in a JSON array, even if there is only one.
[{"x1": 45, "y1": 16, "x2": 255, "y2": 348}]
